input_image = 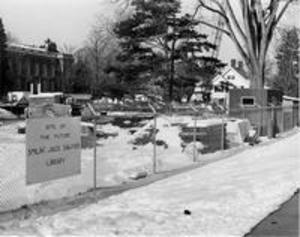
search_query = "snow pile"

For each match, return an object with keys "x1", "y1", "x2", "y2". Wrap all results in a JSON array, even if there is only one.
[
  {"x1": 226, "y1": 118, "x2": 252, "y2": 146},
  {"x1": 3, "y1": 131, "x2": 299, "y2": 236},
  {"x1": 0, "y1": 108, "x2": 17, "y2": 120},
  {"x1": 100, "y1": 123, "x2": 121, "y2": 135},
  {"x1": 130, "y1": 115, "x2": 184, "y2": 148},
  {"x1": 183, "y1": 142, "x2": 205, "y2": 158},
  {"x1": 99, "y1": 116, "x2": 194, "y2": 184},
  {"x1": 184, "y1": 118, "x2": 223, "y2": 128}
]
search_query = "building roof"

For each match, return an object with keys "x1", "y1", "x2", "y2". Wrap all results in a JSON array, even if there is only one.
[
  {"x1": 212, "y1": 65, "x2": 250, "y2": 89},
  {"x1": 283, "y1": 95, "x2": 300, "y2": 102},
  {"x1": 29, "y1": 92, "x2": 63, "y2": 98},
  {"x1": 7, "y1": 43, "x2": 73, "y2": 59}
]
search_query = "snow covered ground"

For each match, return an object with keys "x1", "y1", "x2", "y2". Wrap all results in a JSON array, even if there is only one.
[
  {"x1": 0, "y1": 115, "x2": 203, "y2": 212},
  {"x1": 1, "y1": 130, "x2": 299, "y2": 236}
]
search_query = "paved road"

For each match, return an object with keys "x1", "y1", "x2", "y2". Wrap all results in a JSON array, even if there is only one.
[{"x1": 245, "y1": 191, "x2": 299, "y2": 237}]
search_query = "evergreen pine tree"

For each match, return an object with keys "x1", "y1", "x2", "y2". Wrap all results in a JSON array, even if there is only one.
[
  {"x1": 0, "y1": 18, "x2": 8, "y2": 97},
  {"x1": 164, "y1": 13, "x2": 224, "y2": 101},
  {"x1": 272, "y1": 27, "x2": 299, "y2": 97},
  {"x1": 111, "y1": 0, "x2": 224, "y2": 102},
  {"x1": 70, "y1": 58, "x2": 92, "y2": 93}
]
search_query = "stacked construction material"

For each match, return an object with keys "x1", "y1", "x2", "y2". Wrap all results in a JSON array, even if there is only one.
[
  {"x1": 226, "y1": 119, "x2": 251, "y2": 147},
  {"x1": 179, "y1": 119, "x2": 226, "y2": 154}
]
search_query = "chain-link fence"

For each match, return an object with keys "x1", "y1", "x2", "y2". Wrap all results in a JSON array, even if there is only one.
[
  {"x1": 0, "y1": 104, "x2": 299, "y2": 213},
  {"x1": 229, "y1": 105, "x2": 299, "y2": 137},
  {"x1": 91, "y1": 106, "x2": 229, "y2": 188}
]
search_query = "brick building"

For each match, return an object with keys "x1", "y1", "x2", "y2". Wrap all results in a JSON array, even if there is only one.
[{"x1": 6, "y1": 43, "x2": 74, "y2": 94}]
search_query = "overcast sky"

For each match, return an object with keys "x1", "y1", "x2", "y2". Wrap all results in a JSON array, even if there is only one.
[{"x1": 0, "y1": 0, "x2": 299, "y2": 63}]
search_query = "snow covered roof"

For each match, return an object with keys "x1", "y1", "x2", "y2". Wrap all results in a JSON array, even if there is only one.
[
  {"x1": 212, "y1": 66, "x2": 250, "y2": 89},
  {"x1": 66, "y1": 94, "x2": 92, "y2": 100},
  {"x1": 283, "y1": 95, "x2": 300, "y2": 102},
  {"x1": 29, "y1": 92, "x2": 63, "y2": 98},
  {"x1": 185, "y1": 118, "x2": 224, "y2": 128},
  {"x1": 7, "y1": 43, "x2": 73, "y2": 59}
]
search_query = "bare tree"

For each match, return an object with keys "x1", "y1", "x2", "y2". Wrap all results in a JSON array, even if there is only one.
[
  {"x1": 110, "y1": 0, "x2": 132, "y2": 12},
  {"x1": 6, "y1": 31, "x2": 19, "y2": 44},
  {"x1": 195, "y1": 0, "x2": 296, "y2": 89},
  {"x1": 85, "y1": 17, "x2": 120, "y2": 95},
  {"x1": 59, "y1": 43, "x2": 76, "y2": 54}
]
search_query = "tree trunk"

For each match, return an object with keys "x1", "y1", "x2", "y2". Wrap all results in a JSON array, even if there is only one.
[
  {"x1": 249, "y1": 64, "x2": 264, "y2": 90},
  {"x1": 249, "y1": 66, "x2": 265, "y2": 136}
]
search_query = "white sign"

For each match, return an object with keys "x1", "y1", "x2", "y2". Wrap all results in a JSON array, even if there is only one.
[{"x1": 26, "y1": 117, "x2": 81, "y2": 185}]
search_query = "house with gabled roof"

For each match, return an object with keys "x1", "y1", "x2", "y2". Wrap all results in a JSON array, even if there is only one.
[{"x1": 191, "y1": 59, "x2": 250, "y2": 107}]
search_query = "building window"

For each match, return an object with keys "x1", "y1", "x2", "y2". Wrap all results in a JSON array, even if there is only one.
[
  {"x1": 51, "y1": 65, "x2": 56, "y2": 77},
  {"x1": 214, "y1": 85, "x2": 224, "y2": 92},
  {"x1": 30, "y1": 61, "x2": 35, "y2": 76},
  {"x1": 17, "y1": 60, "x2": 22, "y2": 75},
  {"x1": 26, "y1": 60, "x2": 31, "y2": 77},
  {"x1": 227, "y1": 75, "x2": 235, "y2": 80},
  {"x1": 35, "y1": 63, "x2": 40, "y2": 76},
  {"x1": 241, "y1": 96, "x2": 256, "y2": 107}
]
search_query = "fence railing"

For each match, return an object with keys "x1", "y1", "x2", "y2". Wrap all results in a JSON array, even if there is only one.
[{"x1": 229, "y1": 105, "x2": 299, "y2": 136}]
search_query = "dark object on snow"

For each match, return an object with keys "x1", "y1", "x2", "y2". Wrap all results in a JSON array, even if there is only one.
[
  {"x1": 132, "y1": 128, "x2": 159, "y2": 146},
  {"x1": 129, "y1": 129, "x2": 137, "y2": 135},
  {"x1": 112, "y1": 115, "x2": 153, "y2": 128},
  {"x1": 129, "y1": 171, "x2": 148, "y2": 180},
  {"x1": 156, "y1": 139, "x2": 168, "y2": 149},
  {"x1": 17, "y1": 125, "x2": 26, "y2": 134},
  {"x1": 244, "y1": 128, "x2": 260, "y2": 146},
  {"x1": 96, "y1": 130, "x2": 118, "y2": 139},
  {"x1": 18, "y1": 127, "x2": 26, "y2": 134},
  {"x1": 184, "y1": 209, "x2": 191, "y2": 215},
  {"x1": 132, "y1": 146, "x2": 137, "y2": 150}
]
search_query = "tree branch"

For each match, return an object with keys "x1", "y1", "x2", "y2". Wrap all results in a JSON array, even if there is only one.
[
  {"x1": 192, "y1": 3, "x2": 202, "y2": 20},
  {"x1": 223, "y1": 20, "x2": 251, "y2": 67},
  {"x1": 198, "y1": 0, "x2": 228, "y2": 21},
  {"x1": 210, "y1": 0, "x2": 228, "y2": 15},
  {"x1": 240, "y1": 0, "x2": 260, "y2": 72},
  {"x1": 275, "y1": 0, "x2": 293, "y2": 25},
  {"x1": 225, "y1": 0, "x2": 247, "y2": 41},
  {"x1": 198, "y1": 20, "x2": 231, "y2": 37},
  {"x1": 198, "y1": 1, "x2": 250, "y2": 65}
]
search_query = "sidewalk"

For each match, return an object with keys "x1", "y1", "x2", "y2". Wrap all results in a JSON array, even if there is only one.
[{"x1": 245, "y1": 190, "x2": 299, "y2": 237}]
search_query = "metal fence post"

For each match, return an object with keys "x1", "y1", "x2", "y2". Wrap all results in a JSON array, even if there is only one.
[
  {"x1": 153, "y1": 114, "x2": 157, "y2": 173},
  {"x1": 292, "y1": 105, "x2": 295, "y2": 128},
  {"x1": 221, "y1": 113, "x2": 225, "y2": 150},
  {"x1": 270, "y1": 106, "x2": 274, "y2": 138},
  {"x1": 148, "y1": 103, "x2": 157, "y2": 174},
  {"x1": 259, "y1": 107, "x2": 263, "y2": 137},
  {"x1": 193, "y1": 113, "x2": 197, "y2": 162},
  {"x1": 189, "y1": 105, "x2": 198, "y2": 163},
  {"x1": 281, "y1": 106, "x2": 284, "y2": 133},
  {"x1": 93, "y1": 118, "x2": 97, "y2": 190}
]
